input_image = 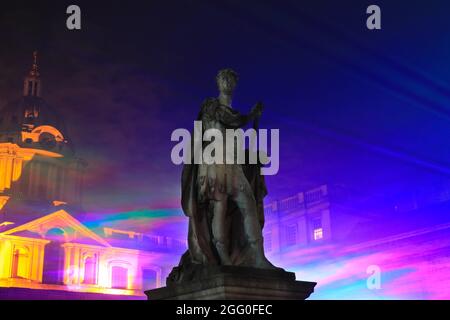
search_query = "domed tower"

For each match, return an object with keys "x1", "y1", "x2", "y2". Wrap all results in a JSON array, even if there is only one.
[{"x1": 0, "y1": 52, "x2": 86, "y2": 212}]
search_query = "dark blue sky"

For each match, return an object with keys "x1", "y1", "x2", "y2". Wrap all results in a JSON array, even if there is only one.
[{"x1": 1, "y1": 0, "x2": 450, "y2": 214}]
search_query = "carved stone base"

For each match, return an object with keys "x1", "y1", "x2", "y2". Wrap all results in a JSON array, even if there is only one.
[{"x1": 145, "y1": 266, "x2": 316, "y2": 300}]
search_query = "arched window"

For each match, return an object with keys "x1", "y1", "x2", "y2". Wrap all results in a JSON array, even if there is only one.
[
  {"x1": 111, "y1": 266, "x2": 128, "y2": 289},
  {"x1": 11, "y1": 246, "x2": 30, "y2": 279},
  {"x1": 83, "y1": 256, "x2": 97, "y2": 285},
  {"x1": 142, "y1": 268, "x2": 158, "y2": 290}
]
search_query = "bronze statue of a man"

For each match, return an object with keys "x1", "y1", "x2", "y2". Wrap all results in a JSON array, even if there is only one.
[{"x1": 169, "y1": 69, "x2": 278, "y2": 284}]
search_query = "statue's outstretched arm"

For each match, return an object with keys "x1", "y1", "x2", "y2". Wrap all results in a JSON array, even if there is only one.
[{"x1": 215, "y1": 104, "x2": 262, "y2": 128}]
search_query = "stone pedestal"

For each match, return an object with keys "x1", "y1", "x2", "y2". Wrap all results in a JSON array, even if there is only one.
[{"x1": 145, "y1": 266, "x2": 316, "y2": 300}]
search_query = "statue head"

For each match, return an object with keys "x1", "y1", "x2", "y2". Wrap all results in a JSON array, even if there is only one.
[{"x1": 216, "y1": 68, "x2": 239, "y2": 95}]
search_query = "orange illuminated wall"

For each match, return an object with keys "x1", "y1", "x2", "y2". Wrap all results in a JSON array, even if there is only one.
[
  {"x1": 0, "y1": 142, "x2": 85, "y2": 205},
  {"x1": 0, "y1": 52, "x2": 86, "y2": 207},
  {"x1": 0, "y1": 209, "x2": 169, "y2": 297}
]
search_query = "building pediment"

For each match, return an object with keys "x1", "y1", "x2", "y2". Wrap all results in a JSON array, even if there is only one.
[{"x1": 0, "y1": 209, "x2": 111, "y2": 247}]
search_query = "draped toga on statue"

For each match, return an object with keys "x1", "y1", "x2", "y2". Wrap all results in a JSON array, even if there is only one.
[{"x1": 167, "y1": 97, "x2": 272, "y2": 284}]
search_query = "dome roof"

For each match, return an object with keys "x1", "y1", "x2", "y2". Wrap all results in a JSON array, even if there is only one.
[
  {"x1": 0, "y1": 96, "x2": 67, "y2": 134},
  {"x1": 0, "y1": 96, "x2": 75, "y2": 155},
  {"x1": 0, "y1": 52, "x2": 76, "y2": 155}
]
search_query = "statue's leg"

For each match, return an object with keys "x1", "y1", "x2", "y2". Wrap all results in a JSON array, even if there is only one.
[
  {"x1": 187, "y1": 217, "x2": 208, "y2": 264},
  {"x1": 212, "y1": 198, "x2": 232, "y2": 265},
  {"x1": 232, "y1": 174, "x2": 276, "y2": 269},
  {"x1": 232, "y1": 180, "x2": 262, "y2": 243}
]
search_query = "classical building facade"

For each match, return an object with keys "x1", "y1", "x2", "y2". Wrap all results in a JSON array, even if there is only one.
[
  {"x1": 263, "y1": 185, "x2": 332, "y2": 255},
  {"x1": 0, "y1": 208, "x2": 184, "y2": 298},
  {"x1": 0, "y1": 53, "x2": 182, "y2": 299},
  {"x1": 262, "y1": 183, "x2": 450, "y2": 299},
  {"x1": 0, "y1": 52, "x2": 85, "y2": 208}
]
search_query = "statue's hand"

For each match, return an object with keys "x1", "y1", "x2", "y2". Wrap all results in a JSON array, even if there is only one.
[{"x1": 251, "y1": 102, "x2": 264, "y2": 118}]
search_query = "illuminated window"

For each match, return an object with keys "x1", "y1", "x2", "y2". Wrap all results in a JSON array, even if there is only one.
[
  {"x1": 11, "y1": 247, "x2": 30, "y2": 279},
  {"x1": 312, "y1": 218, "x2": 323, "y2": 241},
  {"x1": 313, "y1": 228, "x2": 323, "y2": 240},
  {"x1": 83, "y1": 256, "x2": 97, "y2": 285},
  {"x1": 111, "y1": 266, "x2": 128, "y2": 289},
  {"x1": 142, "y1": 269, "x2": 157, "y2": 290}
]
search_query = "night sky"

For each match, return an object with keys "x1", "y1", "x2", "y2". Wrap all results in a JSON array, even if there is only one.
[{"x1": 1, "y1": 0, "x2": 450, "y2": 219}]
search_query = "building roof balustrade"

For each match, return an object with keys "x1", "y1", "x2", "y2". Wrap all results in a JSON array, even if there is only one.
[{"x1": 264, "y1": 185, "x2": 329, "y2": 215}]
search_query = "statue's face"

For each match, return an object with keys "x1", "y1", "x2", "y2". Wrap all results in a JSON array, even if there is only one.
[{"x1": 217, "y1": 76, "x2": 237, "y2": 95}]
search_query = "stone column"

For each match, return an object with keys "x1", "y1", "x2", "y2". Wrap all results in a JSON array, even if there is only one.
[
  {"x1": 0, "y1": 156, "x2": 6, "y2": 192},
  {"x1": 63, "y1": 245, "x2": 72, "y2": 284},
  {"x1": 4, "y1": 156, "x2": 13, "y2": 190},
  {"x1": 72, "y1": 246, "x2": 81, "y2": 285},
  {"x1": 37, "y1": 243, "x2": 47, "y2": 283},
  {"x1": 12, "y1": 157, "x2": 23, "y2": 195}
]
